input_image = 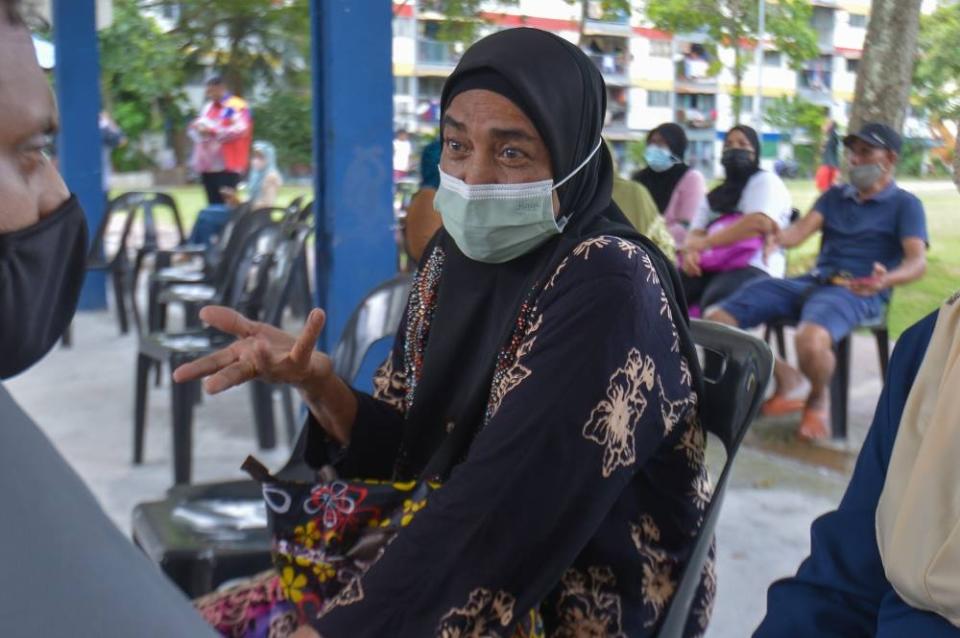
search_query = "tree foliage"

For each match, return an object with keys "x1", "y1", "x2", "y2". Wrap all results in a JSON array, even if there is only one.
[
  {"x1": 99, "y1": 0, "x2": 186, "y2": 167},
  {"x1": 142, "y1": 0, "x2": 311, "y2": 96},
  {"x1": 645, "y1": 0, "x2": 819, "y2": 123},
  {"x1": 252, "y1": 90, "x2": 314, "y2": 172},
  {"x1": 410, "y1": 0, "x2": 519, "y2": 43},
  {"x1": 913, "y1": 1, "x2": 960, "y2": 188},
  {"x1": 763, "y1": 95, "x2": 825, "y2": 144}
]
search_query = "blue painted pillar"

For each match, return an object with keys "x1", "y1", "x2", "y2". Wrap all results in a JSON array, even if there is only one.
[
  {"x1": 310, "y1": 0, "x2": 397, "y2": 350},
  {"x1": 54, "y1": 0, "x2": 106, "y2": 310}
]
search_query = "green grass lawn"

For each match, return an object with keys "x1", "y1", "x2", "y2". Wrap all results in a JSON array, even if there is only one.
[{"x1": 782, "y1": 179, "x2": 960, "y2": 338}]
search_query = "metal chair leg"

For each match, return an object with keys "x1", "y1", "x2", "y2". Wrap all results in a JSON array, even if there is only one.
[
  {"x1": 171, "y1": 377, "x2": 196, "y2": 484},
  {"x1": 280, "y1": 384, "x2": 298, "y2": 445},
  {"x1": 134, "y1": 353, "x2": 152, "y2": 464},
  {"x1": 829, "y1": 336, "x2": 851, "y2": 440},
  {"x1": 249, "y1": 381, "x2": 277, "y2": 450},
  {"x1": 875, "y1": 328, "x2": 890, "y2": 379},
  {"x1": 112, "y1": 266, "x2": 130, "y2": 335}
]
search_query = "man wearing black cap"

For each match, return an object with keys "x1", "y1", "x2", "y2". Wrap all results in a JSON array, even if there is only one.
[{"x1": 707, "y1": 122, "x2": 928, "y2": 439}]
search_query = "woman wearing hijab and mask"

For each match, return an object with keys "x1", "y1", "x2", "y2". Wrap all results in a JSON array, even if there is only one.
[
  {"x1": 633, "y1": 123, "x2": 705, "y2": 249},
  {"x1": 190, "y1": 140, "x2": 284, "y2": 246},
  {"x1": 177, "y1": 27, "x2": 713, "y2": 638},
  {"x1": 680, "y1": 125, "x2": 793, "y2": 315}
]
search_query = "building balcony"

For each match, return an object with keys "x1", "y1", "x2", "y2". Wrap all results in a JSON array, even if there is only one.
[
  {"x1": 416, "y1": 38, "x2": 462, "y2": 70},
  {"x1": 675, "y1": 59, "x2": 717, "y2": 93},
  {"x1": 586, "y1": 52, "x2": 630, "y2": 86},
  {"x1": 675, "y1": 107, "x2": 717, "y2": 129},
  {"x1": 797, "y1": 69, "x2": 833, "y2": 104}
]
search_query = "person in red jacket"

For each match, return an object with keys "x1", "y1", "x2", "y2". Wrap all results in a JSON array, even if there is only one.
[{"x1": 189, "y1": 76, "x2": 253, "y2": 205}]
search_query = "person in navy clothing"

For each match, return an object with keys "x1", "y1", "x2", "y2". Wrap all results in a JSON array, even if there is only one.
[
  {"x1": 707, "y1": 123, "x2": 928, "y2": 439},
  {"x1": 754, "y1": 302, "x2": 960, "y2": 637}
]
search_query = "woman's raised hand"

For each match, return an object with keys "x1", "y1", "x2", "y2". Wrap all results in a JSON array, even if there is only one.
[{"x1": 172, "y1": 306, "x2": 331, "y2": 395}]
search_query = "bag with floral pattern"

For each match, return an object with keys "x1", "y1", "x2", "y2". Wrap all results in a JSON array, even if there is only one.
[{"x1": 241, "y1": 456, "x2": 438, "y2": 622}]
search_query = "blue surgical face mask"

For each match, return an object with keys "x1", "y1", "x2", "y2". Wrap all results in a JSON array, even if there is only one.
[
  {"x1": 434, "y1": 139, "x2": 603, "y2": 264},
  {"x1": 644, "y1": 145, "x2": 677, "y2": 172}
]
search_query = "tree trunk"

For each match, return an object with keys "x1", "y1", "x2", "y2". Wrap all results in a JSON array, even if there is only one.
[
  {"x1": 733, "y1": 45, "x2": 743, "y2": 125},
  {"x1": 579, "y1": 0, "x2": 588, "y2": 46},
  {"x1": 954, "y1": 118, "x2": 960, "y2": 193},
  {"x1": 848, "y1": 0, "x2": 923, "y2": 134}
]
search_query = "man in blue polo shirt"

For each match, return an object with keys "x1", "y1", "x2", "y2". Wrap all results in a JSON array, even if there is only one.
[{"x1": 706, "y1": 122, "x2": 928, "y2": 439}]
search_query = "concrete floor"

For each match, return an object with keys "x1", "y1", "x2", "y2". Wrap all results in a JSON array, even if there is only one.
[{"x1": 7, "y1": 304, "x2": 885, "y2": 637}]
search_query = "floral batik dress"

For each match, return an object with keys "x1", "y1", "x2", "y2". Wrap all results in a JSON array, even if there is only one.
[{"x1": 197, "y1": 235, "x2": 715, "y2": 637}]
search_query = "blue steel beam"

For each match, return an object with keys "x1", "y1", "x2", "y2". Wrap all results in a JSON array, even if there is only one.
[
  {"x1": 53, "y1": 0, "x2": 106, "y2": 310},
  {"x1": 310, "y1": 0, "x2": 397, "y2": 350}
]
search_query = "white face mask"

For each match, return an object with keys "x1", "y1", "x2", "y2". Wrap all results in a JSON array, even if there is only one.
[{"x1": 434, "y1": 139, "x2": 602, "y2": 263}]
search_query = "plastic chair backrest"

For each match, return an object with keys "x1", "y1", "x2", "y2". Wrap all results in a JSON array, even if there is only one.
[
  {"x1": 655, "y1": 319, "x2": 773, "y2": 638},
  {"x1": 280, "y1": 273, "x2": 413, "y2": 477},
  {"x1": 330, "y1": 273, "x2": 413, "y2": 382},
  {"x1": 88, "y1": 191, "x2": 186, "y2": 266},
  {"x1": 251, "y1": 222, "x2": 314, "y2": 327},
  {"x1": 220, "y1": 218, "x2": 283, "y2": 312},
  {"x1": 209, "y1": 209, "x2": 282, "y2": 301}
]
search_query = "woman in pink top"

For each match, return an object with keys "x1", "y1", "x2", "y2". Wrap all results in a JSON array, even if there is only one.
[{"x1": 633, "y1": 123, "x2": 705, "y2": 248}]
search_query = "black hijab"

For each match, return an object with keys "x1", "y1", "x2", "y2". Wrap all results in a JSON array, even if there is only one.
[
  {"x1": 394, "y1": 28, "x2": 702, "y2": 481},
  {"x1": 706, "y1": 124, "x2": 762, "y2": 214},
  {"x1": 634, "y1": 123, "x2": 690, "y2": 214}
]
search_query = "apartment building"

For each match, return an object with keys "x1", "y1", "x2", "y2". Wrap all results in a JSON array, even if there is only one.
[{"x1": 392, "y1": 0, "x2": 931, "y2": 178}]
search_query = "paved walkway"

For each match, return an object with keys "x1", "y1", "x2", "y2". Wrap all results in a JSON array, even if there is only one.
[{"x1": 8, "y1": 307, "x2": 876, "y2": 637}]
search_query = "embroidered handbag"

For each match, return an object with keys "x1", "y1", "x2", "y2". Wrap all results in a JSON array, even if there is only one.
[
  {"x1": 240, "y1": 456, "x2": 438, "y2": 622},
  {"x1": 697, "y1": 213, "x2": 763, "y2": 273}
]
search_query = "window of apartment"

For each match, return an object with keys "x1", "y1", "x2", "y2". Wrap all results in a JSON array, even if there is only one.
[
  {"x1": 763, "y1": 50, "x2": 782, "y2": 68},
  {"x1": 849, "y1": 13, "x2": 868, "y2": 28},
  {"x1": 740, "y1": 95, "x2": 754, "y2": 113},
  {"x1": 394, "y1": 76, "x2": 413, "y2": 96},
  {"x1": 393, "y1": 17, "x2": 415, "y2": 39},
  {"x1": 649, "y1": 39, "x2": 672, "y2": 58},
  {"x1": 846, "y1": 58, "x2": 860, "y2": 73},
  {"x1": 647, "y1": 90, "x2": 671, "y2": 107}
]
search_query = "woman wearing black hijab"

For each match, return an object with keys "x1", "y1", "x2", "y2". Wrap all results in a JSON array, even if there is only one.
[
  {"x1": 634, "y1": 122, "x2": 705, "y2": 249},
  {"x1": 680, "y1": 125, "x2": 794, "y2": 316},
  {"x1": 179, "y1": 28, "x2": 712, "y2": 638}
]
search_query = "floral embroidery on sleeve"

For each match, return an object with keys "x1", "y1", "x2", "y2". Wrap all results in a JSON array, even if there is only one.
[
  {"x1": 582, "y1": 348, "x2": 657, "y2": 478},
  {"x1": 437, "y1": 588, "x2": 517, "y2": 638},
  {"x1": 487, "y1": 313, "x2": 543, "y2": 420},
  {"x1": 572, "y1": 236, "x2": 612, "y2": 260},
  {"x1": 552, "y1": 566, "x2": 625, "y2": 638}
]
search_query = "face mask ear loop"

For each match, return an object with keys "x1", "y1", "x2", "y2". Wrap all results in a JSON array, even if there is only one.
[{"x1": 552, "y1": 138, "x2": 604, "y2": 191}]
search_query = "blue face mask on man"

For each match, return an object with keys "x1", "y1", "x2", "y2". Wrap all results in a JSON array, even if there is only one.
[{"x1": 434, "y1": 139, "x2": 602, "y2": 264}]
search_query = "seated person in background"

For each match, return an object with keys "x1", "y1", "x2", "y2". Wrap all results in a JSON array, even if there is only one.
[
  {"x1": 633, "y1": 122, "x2": 706, "y2": 249},
  {"x1": 706, "y1": 123, "x2": 927, "y2": 440},
  {"x1": 402, "y1": 137, "x2": 442, "y2": 263},
  {"x1": 754, "y1": 295, "x2": 960, "y2": 637},
  {"x1": 188, "y1": 140, "x2": 283, "y2": 247},
  {"x1": 681, "y1": 125, "x2": 793, "y2": 316},
  {"x1": 608, "y1": 141, "x2": 677, "y2": 260}
]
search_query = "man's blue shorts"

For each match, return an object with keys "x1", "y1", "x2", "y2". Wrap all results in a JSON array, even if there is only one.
[{"x1": 717, "y1": 274, "x2": 886, "y2": 343}]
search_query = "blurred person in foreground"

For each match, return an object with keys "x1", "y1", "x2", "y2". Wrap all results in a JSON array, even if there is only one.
[
  {"x1": 0, "y1": 1, "x2": 216, "y2": 634},
  {"x1": 755, "y1": 294, "x2": 960, "y2": 637}
]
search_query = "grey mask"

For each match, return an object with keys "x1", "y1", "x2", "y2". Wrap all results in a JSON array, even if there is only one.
[{"x1": 849, "y1": 163, "x2": 885, "y2": 191}]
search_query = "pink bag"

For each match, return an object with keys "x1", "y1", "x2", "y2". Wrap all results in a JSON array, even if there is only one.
[{"x1": 697, "y1": 213, "x2": 763, "y2": 272}]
